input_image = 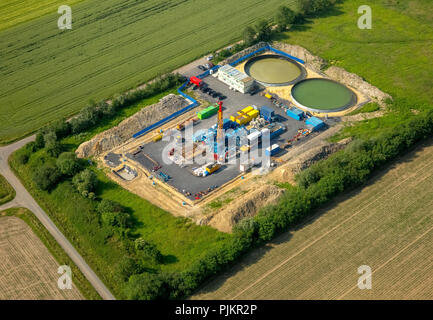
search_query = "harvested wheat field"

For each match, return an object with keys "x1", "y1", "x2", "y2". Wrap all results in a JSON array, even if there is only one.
[
  {"x1": 0, "y1": 216, "x2": 83, "y2": 300},
  {"x1": 193, "y1": 139, "x2": 433, "y2": 300}
]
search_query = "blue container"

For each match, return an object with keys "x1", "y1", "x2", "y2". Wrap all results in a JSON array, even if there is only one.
[
  {"x1": 223, "y1": 118, "x2": 232, "y2": 130},
  {"x1": 270, "y1": 127, "x2": 284, "y2": 139},
  {"x1": 306, "y1": 117, "x2": 325, "y2": 131},
  {"x1": 260, "y1": 106, "x2": 275, "y2": 121},
  {"x1": 265, "y1": 144, "x2": 281, "y2": 157},
  {"x1": 286, "y1": 107, "x2": 304, "y2": 121}
]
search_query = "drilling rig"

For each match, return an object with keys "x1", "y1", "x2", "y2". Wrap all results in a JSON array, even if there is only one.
[{"x1": 216, "y1": 101, "x2": 225, "y2": 162}]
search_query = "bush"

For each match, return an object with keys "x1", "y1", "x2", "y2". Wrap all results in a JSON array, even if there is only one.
[
  {"x1": 101, "y1": 211, "x2": 131, "y2": 229},
  {"x1": 97, "y1": 199, "x2": 124, "y2": 214},
  {"x1": 135, "y1": 238, "x2": 163, "y2": 264},
  {"x1": 124, "y1": 273, "x2": 168, "y2": 300},
  {"x1": 72, "y1": 169, "x2": 98, "y2": 197},
  {"x1": 35, "y1": 131, "x2": 45, "y2": 149},
  {"x1": 56, "y1": 152, "x2": 81, "y2": 176},
  {"x1": 16, "y1": 151, "x2": 30, "y2": 165},
  {"x1": 32, "y1": 164, "x2": 62, "y2": 191},
  {"x1": 243, "y1": 26, "x2": 256, "y2": 46},
  {"x1": 115, "y1": 257, "x2": 144, "y2": 282},
  {"x1": 255, "y1": 20, "x2": 272, "y2": 41},
  {"x1": 275, "y1": 5, "x2": 296, "y2": 32},
  {"x1": 44, "y1": 131, "x2": 62, "y2": 157}
]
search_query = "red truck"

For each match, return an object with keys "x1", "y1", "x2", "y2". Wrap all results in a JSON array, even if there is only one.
[{"x1": 190, "y1": 76, "x2": 203, "y2": 87}]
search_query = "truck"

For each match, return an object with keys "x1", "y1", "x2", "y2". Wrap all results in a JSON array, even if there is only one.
[
  {"x1": 205, "y1": 162, "x2": 221, "y2": 175},
  {"x1": 190, "y1": 76, "x2": 203, "y2": 87},
  {"x1": 240, "y1": 160, "x2": 254, "y2": 172},
  {"x1": 265, "y1": 144, "x2": 281, "y2": 157},
  {"x1": 268, "y1": 123, "x2": 286, "y2": 140}
]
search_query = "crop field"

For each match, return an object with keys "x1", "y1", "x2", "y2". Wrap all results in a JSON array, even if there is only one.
[
  {"x1": 0, "y1": 0, "x2": 83, "y2": 31},
  {"x1": 0, "y1": 174, "x2": 15, "y2": 205},
  {"x1": 0, "y1": 0, "x2": 299, "y2": 144},
  {"x1": 194, "y1": 138, "x2": 433, "y2": 300},
  {"x1": 0, "y1": 212, "x2": 83, "y2": 299}
]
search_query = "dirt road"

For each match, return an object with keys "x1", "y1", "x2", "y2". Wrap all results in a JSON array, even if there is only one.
[{"x1": 0, "y1": 136, "x2": 115, "y2": 300}]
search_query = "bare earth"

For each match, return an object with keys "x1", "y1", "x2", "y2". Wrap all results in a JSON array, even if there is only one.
[
  {"x1": 0, "y1": 216, "x2": 83, "y2": 300},
  {"x1": 193, "y1": 139, "x2": 433, "y2": 300}
]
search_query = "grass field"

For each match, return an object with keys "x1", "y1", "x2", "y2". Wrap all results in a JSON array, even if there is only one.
[
  {"x1": 194, "y1": 138, "x2": 433, "y2": 299},
  {"x1": 0, "y1": 0, "x2": 299, "y2": 144},
  {"x1": 0, "y1": 174, "x2": 15, "y2": 205},
  {"x1": 0, "y1": 208, "x2": 86, "y2": 299},
  {"x1": 279, "y1": 0, "x2": 433, "y2": 139},
  {"x1": 0, "y1": 0, "x2": 83, "y2": 32}
]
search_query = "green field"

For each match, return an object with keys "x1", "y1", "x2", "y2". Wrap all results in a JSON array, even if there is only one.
[
  {"x1": 281, "y1": 0, "x2": 433, "y2": 139},
  {"x1": 0, "y1": 0, "x2": 299, "y2": 144},
  {"x1": 0, "y1": 174, "x2": 15, "y2": 205},
  {"x1": 0, "y1": 0, "x2": 83, "y2": 31}
]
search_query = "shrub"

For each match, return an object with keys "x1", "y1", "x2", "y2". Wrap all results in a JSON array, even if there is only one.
[
  {"x1": 35, "y1": 131, "x2": 45, "y2": 149},
  {"x1": 16, "y1": 150, "x2": 30, "y2": 165},
  {"x1": 275, "y1": 5, "x2": 296, "y2": 32},
  {"x1": 243, "y1": 26, "x2": 256, "y2": 46},
  {"x1": 255, "y1": 19, "x2": 272, "y2": 41},
  {"x1": 124, "y1": 273, "x2": 168, "y2": 300},
  {"x1": 115, "y1": 257, "x2": 144, "y2": 282},
  {"x1": 32, "y1": 164, "x2": 62, "y2": 191},
  {"x1": 44, "y1": 131, "x2": 62, "y2": 157},
  {"x1": 56, "y1": 152, "x2": 81, "y2": 176},
  {"x1": 97, "y1": 199, "x2": 124, "y2": 214},
  {"x1": 135, "y1": 238, "x2": 163, "y2": 264},
  {"x1": 72, "y1": 169, "x2": 98, "y2": 196}
]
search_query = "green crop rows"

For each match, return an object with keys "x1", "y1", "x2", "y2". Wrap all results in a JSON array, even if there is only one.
[
  {"x1": 0, "y1": 0, "x2": 83, "y2": 31},
  {"x1": 0, "y1": 0, "x2": 298, "y2": 144}
]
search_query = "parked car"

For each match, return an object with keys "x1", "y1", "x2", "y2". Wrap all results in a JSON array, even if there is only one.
[
  {"x1": 207, "y1": 55, "x2": 214, "y2": 61},
  {"x1": 218, "y1": 95, "x2": 226, "y2": 100},
  {"x1": 249, "y1": 86, "x2": 260, "y2": 96},
  {"x1": 198, "y1": 65, "x2": 206, "y2": 71},
  {"x1": 211, "y1": 92, "x2": 218, "y2": 98}
]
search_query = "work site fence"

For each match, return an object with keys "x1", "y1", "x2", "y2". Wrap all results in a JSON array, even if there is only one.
[
  {"x1": 132, "y1": 46, "x2": 304, "y2": 139},
  {"x1": 228, "y1": 44, "x2": 305, "y2": 67},
  {"x1": 132, "y1": 66, "x2": 221, "y2": 139}
]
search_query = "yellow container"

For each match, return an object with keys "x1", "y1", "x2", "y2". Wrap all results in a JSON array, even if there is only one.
[
  {"x1": 265, "y1": 93, "x2": 272, "y2": 99},
  {"x1": 153, "y1": 134, "x2": 163, "y2": 142},
  {"x1": 206, "y1": 163, "x2": 221, "y2": 174},
  {"x1": 237, "y1": 115, "x2": 251, "y2": 125},
  {"x1": 247, "y1": 109, "x2": 260, "y2": 119},
  {"x1": 242, "y1": 106, "x2": 254, "y2": 114},
  {"x1": 240, "y1": 145, "x2": 250, "y2": 153}
]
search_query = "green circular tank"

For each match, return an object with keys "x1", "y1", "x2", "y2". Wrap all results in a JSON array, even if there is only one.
[
  {"x1": 291, "y1": 78, "x2": 356, "y2": 113},
  {"x1": 245, "y1": 54, "x2": 305, "y2": 86}
]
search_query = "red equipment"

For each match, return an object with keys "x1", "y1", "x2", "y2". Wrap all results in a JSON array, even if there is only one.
[{"x1": 190, "y1": 76, "x2": 203, "y2": 87}]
